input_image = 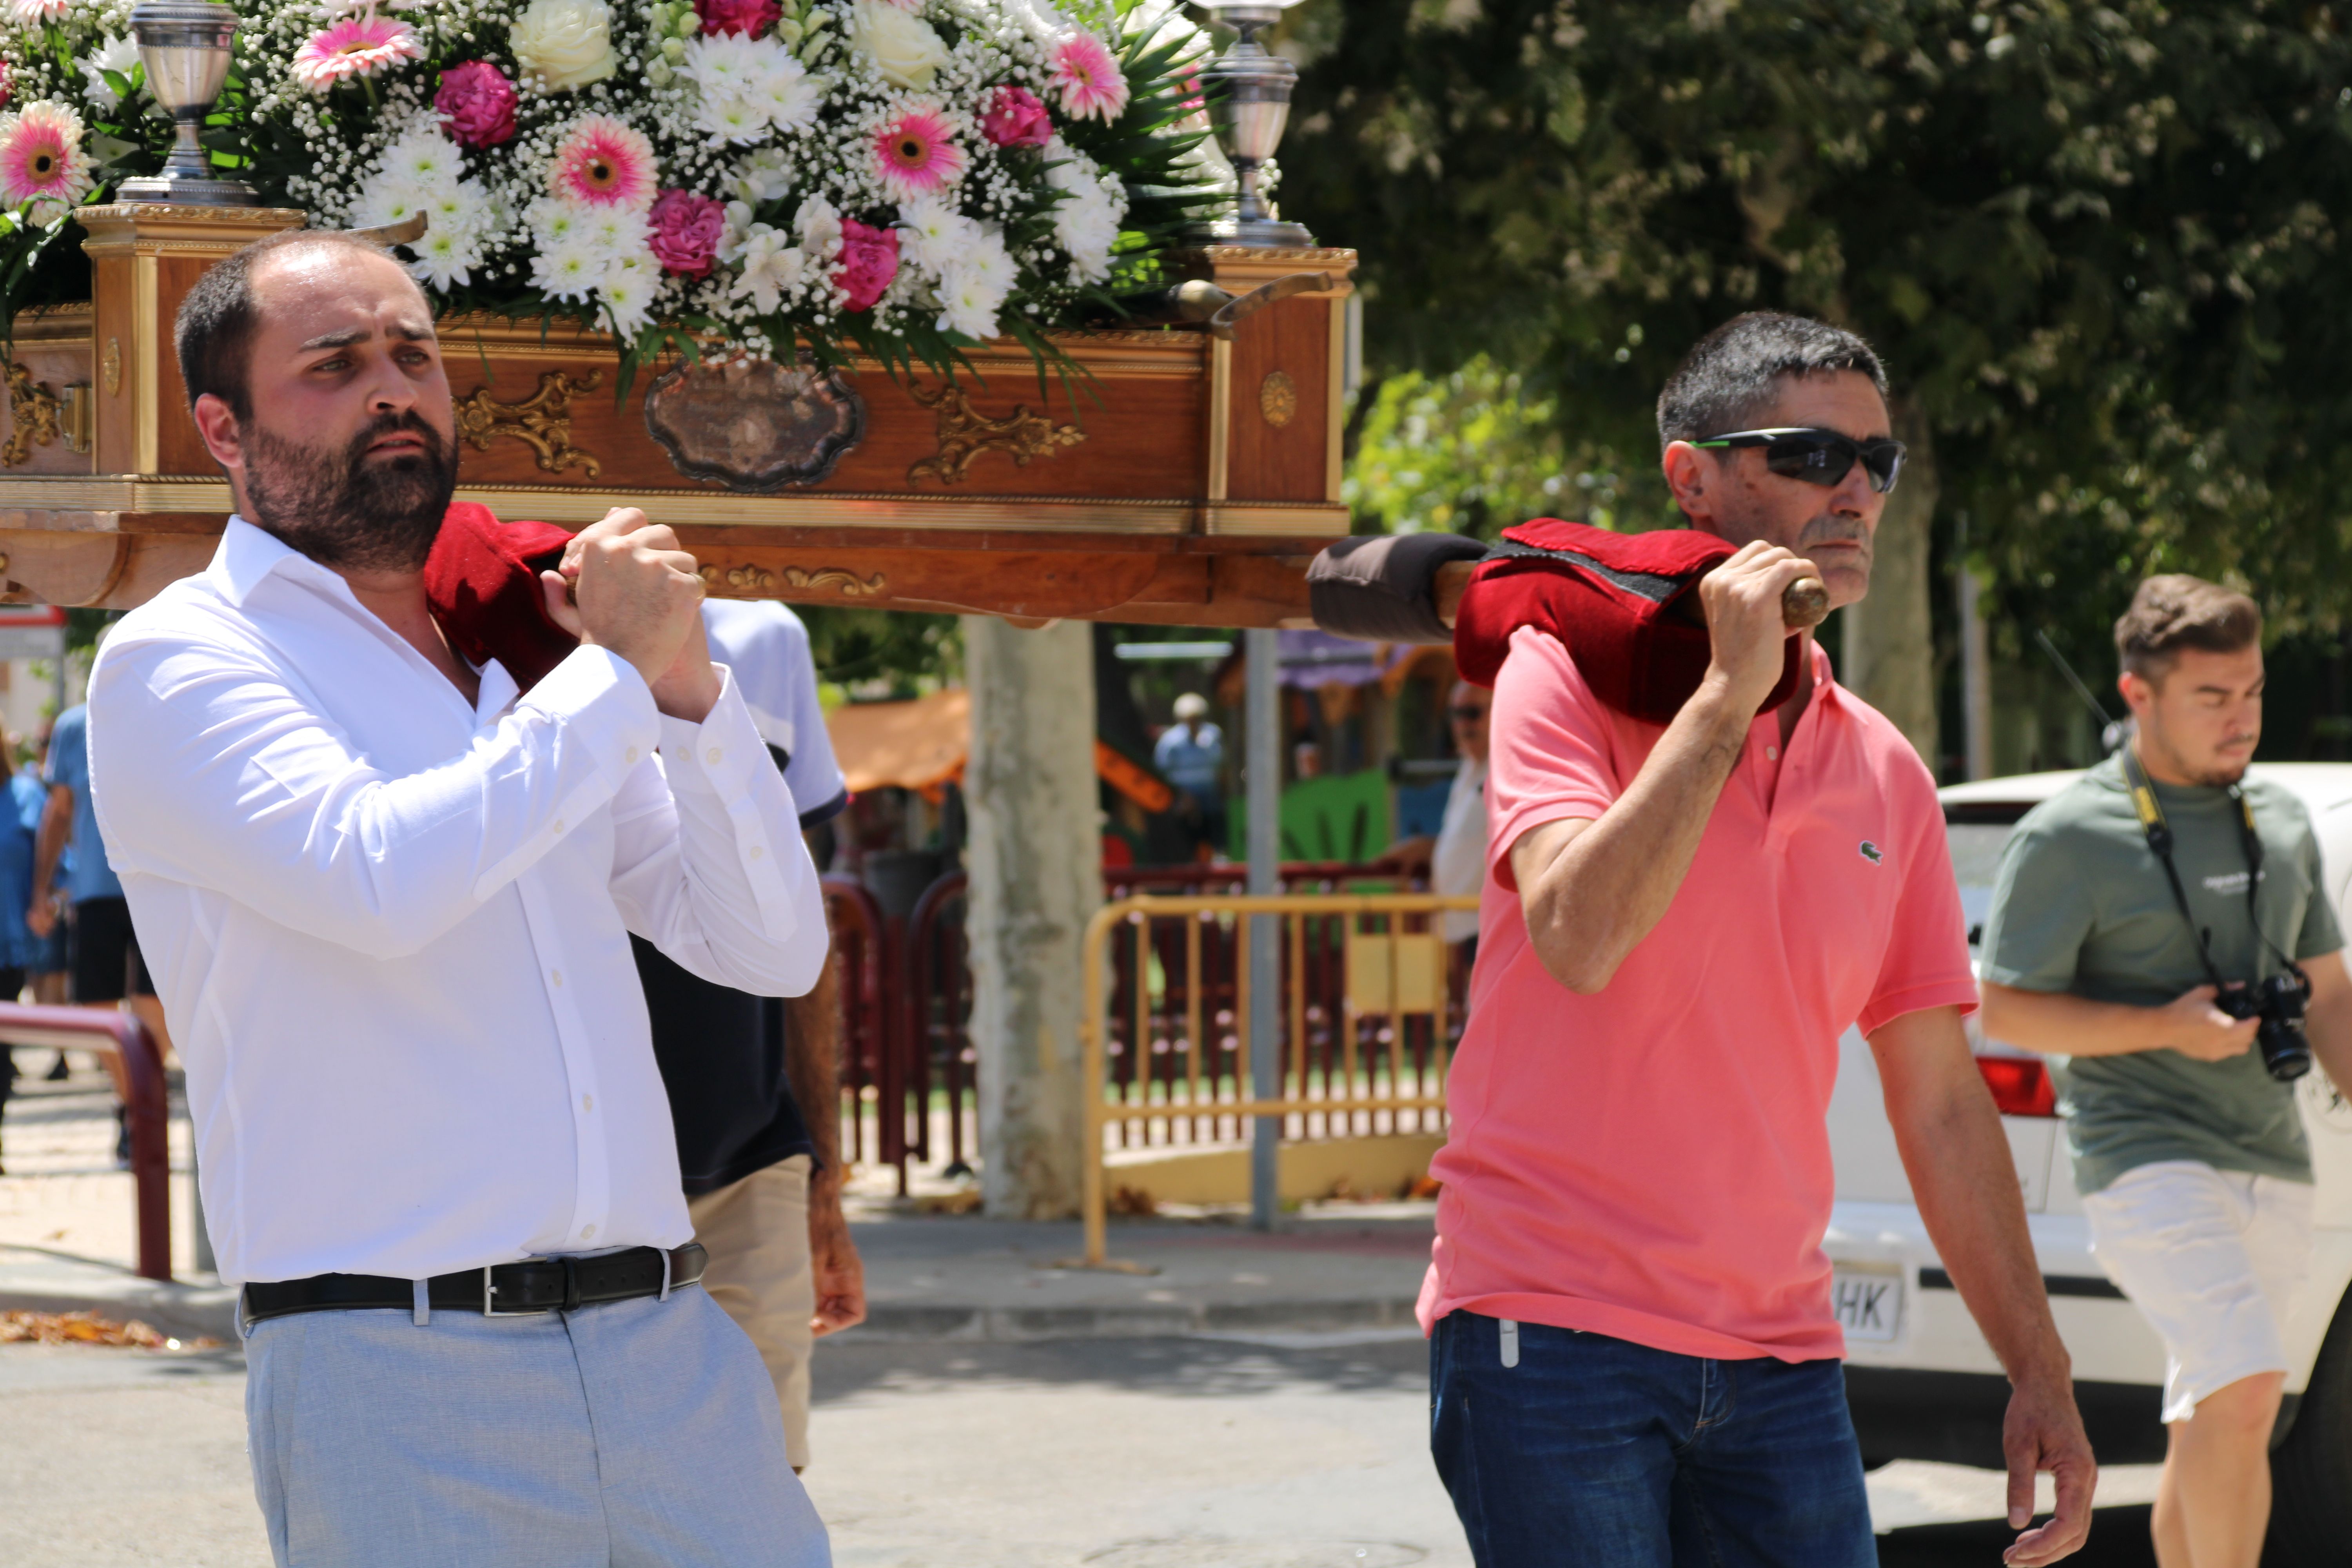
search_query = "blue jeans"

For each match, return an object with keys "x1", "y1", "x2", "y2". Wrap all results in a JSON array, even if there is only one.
[{"x1": 1429, "y1": 1311, "x2": 1873, "y2": 1568}]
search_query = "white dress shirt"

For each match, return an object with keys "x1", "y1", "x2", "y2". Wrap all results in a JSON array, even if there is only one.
[
  {"x1": 1430, "y1": 755, "x2": 1488, "y2": 944},
  {"x1": 86, "y1": 519, "x2": 828, "y2": 1287}
]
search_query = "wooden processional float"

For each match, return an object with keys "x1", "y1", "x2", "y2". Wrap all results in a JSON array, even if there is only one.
[
  {"x1": 0, "y1": 0, "x2": 1349, "y2": 626},
  {"x1": 0, "y1": 204, "x2": 1352, "y2": 628}
]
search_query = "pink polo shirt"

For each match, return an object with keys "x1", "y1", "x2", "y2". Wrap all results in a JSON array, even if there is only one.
[{"x1": 1417, "y1": 628, "x2": 1975, "y2": 1361}]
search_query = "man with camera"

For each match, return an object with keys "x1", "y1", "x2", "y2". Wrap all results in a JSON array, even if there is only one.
[{"x1": 1981, "y1": 575, "x2": 2352, "y2": 1568}]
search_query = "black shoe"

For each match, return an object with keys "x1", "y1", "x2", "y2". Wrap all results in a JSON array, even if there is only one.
[
  {"x1": 114, "y1": 1107, "x2": 131, "y2": 1169},
  {"x1": 44, "y1": 1053, "x2": 68, "y2": 1081}
]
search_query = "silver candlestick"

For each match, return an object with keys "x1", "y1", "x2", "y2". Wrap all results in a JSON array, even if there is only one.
[
  {"x1": 116, "y1": 1, "x2": 257, "y2": 205},
  {"x1": 1189, "y1": 1, "x2": 1312, "y2": 247}
]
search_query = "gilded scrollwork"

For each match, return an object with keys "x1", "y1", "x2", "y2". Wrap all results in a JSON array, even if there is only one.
[
  {"x1": 455, "y1": 370, "x2": 603, "y2": 477},
  {"x1": 906, "y1": 382, "x2": 1085, "y2": 487},
  {"x1": 2, "y1": 362, "x2": 63, "y2": 468},
  {"x1": 698, "y1": 563, "x2": 888, "y2": 598}
]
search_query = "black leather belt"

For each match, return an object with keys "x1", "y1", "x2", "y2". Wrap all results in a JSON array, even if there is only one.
[{"x1": 240, "y1": 1243, "x2": 707, "y2": 1328}]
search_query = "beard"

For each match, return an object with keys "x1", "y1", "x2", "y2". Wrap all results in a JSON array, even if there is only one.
[{"x1": 240, "y1": 408, "x2": 459, "y2": 575}]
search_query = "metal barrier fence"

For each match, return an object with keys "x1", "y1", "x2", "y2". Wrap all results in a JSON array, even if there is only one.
[
  {"x1": 0, "y1": 1004, "x2": 171, "y2": 1280},
  {"x1": 1078, "y1": 890, "x2": 1479, "y2": 1266},
  {"x1": 830, "y1": 863, "x2": 1449, "y2": 1193}
]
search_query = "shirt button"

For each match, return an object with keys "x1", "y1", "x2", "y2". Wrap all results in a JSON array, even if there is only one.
[
  {"x1": 552, "y1": 818, "x2": 565, "y2": 836},
  {"x1": 551, "y1": 969, "x2": 564, "y2": 987},
  {"x1": 749, "y1": 844, "x2": 765, "y2": 860},
  {"x1": 581, "y1": 1095, "x2": 593, "y2": 1112},
  {"x1": 1766, "y1": 746, "x2": 1779, "y2": 761},
  {"x1": 580, "y1": 1225, "x2": 595, "y2": 1240},
  {"x1": 625, "y1": 746, "x2": 639, "y2": 764},
  {"x1": 706, "y1": 746, "x2": 723, "y2": 765}
]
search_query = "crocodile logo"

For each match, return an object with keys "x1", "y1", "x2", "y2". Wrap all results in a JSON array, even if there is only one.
[{"x1": 1859, "y1": 840, "x2": 1884, "y2": 865}]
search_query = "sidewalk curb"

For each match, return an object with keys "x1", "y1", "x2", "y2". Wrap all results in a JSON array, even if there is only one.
[{"x1": 844, "y1": 1296, "x2": 1425, "y2": 1341}]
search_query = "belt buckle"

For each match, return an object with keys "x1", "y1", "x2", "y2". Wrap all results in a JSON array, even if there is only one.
[{"x1": 481, "y1": 1263, "x2": 554, "y2": 1317}]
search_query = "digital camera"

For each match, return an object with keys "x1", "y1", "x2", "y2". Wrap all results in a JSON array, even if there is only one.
[{"x1": 2217, "y1": 973, "x2": 2313, "y2": 1083}]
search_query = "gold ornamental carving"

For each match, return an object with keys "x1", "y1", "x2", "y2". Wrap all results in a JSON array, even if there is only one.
[
  {"x1": 700, "y1": 563, "x2": 888, "y2": 598},
  {"x1": 1258, "y1": 369, "x2": 1299, "y2": 428},
  {"x1": 101, "y1": 337, "x2": 122, "y2": 396},
  {"x1": 906, "y1": 383, "x2": 1085, "y2": 487},
  {"x1": 2, "y1": 362, "x2": 62, "y2": 468},
  {"x1": 455, "y1": 370, "x2": 603, "y2": 477}
]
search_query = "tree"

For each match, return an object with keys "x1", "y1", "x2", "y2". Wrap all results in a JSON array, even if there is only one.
[{"x1": 1282, "y1": 0, "x2": 2352, "y2": 758}]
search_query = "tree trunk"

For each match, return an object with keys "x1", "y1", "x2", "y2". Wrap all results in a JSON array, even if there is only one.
[
  {"x1": 961, "y1": 615, "x2": 1100, "y2": 1220},
  {"x1": 1840, "y1": 397, "x2": 1940, "y2": 768}
]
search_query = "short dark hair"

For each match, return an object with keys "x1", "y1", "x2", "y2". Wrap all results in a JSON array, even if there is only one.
[
  {"x1": 174, "y1": 229, "x2": 399, "y2": 422},
  {"x1": 1655, "y1": 312, "x2": 1890, "y2": 448},
  {"x1": 2114, "y1": 574, "x2": 2261, "y2": 684}
]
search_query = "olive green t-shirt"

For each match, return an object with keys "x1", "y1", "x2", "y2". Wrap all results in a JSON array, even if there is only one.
[{"x1": 1978, "y1": 753, "x2": 2341, "y2": 1195}]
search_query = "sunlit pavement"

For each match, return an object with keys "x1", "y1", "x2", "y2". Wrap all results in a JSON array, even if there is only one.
[{"x1": 0, "y1": 1327, "x2": 2170, "y2": 1568}]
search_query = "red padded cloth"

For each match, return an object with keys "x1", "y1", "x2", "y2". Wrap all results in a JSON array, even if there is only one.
[
  {"x1": 1452, "y1": 518, "x2": 1802, "y2": 724},
  {"x1": 421, "y1": 502, "x2": 578, "y2": 694}
]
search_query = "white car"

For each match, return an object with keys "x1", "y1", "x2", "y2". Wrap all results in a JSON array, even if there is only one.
[{"x1": 1825, "y1": 764, "x2": 2352, "y2": 1558}]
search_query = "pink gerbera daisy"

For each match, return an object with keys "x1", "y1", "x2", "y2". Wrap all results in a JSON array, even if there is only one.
[
  {"x1": 290, "y1": 12, "x2": 427, "y2": 93},
  {"x1": 1049, "y1": 33, "x2": 1129, "y2": 123},
  {"x1": 550, "y1": 115, "x2": 657, "y2": 212},
  {"x1": 871, "y1": 107, "x2": 965, "y2": 203},
  {"x1": 0, "y1": 101, "x2": 93, "y2": 225}
]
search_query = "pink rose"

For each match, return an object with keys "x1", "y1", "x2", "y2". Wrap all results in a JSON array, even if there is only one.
[
  {"x1": 978, "y1": 85, "x2": 1053, "y2": 149},
  {"x1": 693, "y1": 0, "x2": 780, "y2": 38},
  {"x1": 648, "y1": 188, "x2": 726, "y2": 279},
  {"x1": 434, "y1": 60, "x2": 516, "y2": 149},
  {"x1": 834, "y1": 218, "x2": 900, "y2": 312}
]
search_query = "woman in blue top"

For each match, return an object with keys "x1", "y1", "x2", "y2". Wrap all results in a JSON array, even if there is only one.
[{"x1": 0, "y1": 738, "x2": 47, "y2": 1172}]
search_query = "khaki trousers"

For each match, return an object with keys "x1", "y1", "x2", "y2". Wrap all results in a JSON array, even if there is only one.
[{"x1": 686, "y1": 1155, "x2": 815, "y2": 1468}]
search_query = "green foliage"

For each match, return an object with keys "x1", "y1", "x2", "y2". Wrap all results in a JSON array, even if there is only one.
[
  {"x1": 797, "y1": 605, "x2": 960, "y2": 697},
  {"x1": 1346, "y1": 356, "x2": 1664, "y2": 536},
  {"x1": 1282, "y1": 0, "x2": 2352, "y2": 663}
]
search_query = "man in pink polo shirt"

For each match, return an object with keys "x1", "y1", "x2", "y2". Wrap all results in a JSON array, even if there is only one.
[{"x1": 1422, "y1": 313, "x2": 2095, "y2": 1567}]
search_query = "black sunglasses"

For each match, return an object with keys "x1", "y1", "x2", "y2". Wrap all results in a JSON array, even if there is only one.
[{"x1": 1691, "y1": 427, "x2": 1906, "y2": 494}]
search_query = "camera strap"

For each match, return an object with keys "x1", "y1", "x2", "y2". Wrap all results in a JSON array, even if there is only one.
[{"x1": 2120, "y1": 746, "x2": 2305, "y2": 992}]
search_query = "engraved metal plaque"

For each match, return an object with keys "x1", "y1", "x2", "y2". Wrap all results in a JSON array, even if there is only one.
[{"x1": 642, "y1": 354, "x2": 866, "y2": 491}]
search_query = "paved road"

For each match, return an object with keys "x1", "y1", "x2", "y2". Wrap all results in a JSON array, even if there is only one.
[{"x1": 0, "y1": 1329, "x2": 2166, "y2": 1567}]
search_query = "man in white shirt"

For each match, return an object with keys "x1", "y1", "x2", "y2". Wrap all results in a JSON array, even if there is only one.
[
  {"x1": 87, "y1": 230, "x2": 831, "y2": 1565},
  {"x1": 1428, "y1": 680, "x2": 1491, "y2": 951}
]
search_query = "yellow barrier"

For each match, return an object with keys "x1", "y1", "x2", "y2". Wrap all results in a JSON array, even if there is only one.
[{"x1": 1078, "y1": 890, "x2": 1480, "y2": 1266}]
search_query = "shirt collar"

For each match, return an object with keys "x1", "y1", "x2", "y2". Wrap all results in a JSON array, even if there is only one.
[{"x1": 210, "y1": 515, "x2": 311, "y2": 609}]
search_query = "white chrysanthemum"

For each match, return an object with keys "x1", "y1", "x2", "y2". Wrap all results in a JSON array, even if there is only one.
[
  {"x1": 352, "y1": 174, "x2": 433, "y2": 232},
  {"x1": 598, "y1": 253, "x2": 658, "y2": 337},
  {"x1": 579, "y1": 204, "x2": 648, "y2": 265},
  {"x1": 408, "y1": 220, "x2": 483, "y2": 289},
  {"x1": 896, "y1": 194, "x2": 975, "y2": 276},
  {"x1": 935, "y1": 262, "x2": 1004, "y2": 341},
  {"x1": 80, "y1": 35, "x2": 142, "y2": 107},
  {"x1": 960, "y1": 226, "x2": 1016, "y2": 298},
  {"x1": 525, "y1": 194, "x2": 587, "y2": 249},
  {"x1": 421, "y1": 179, "x2": 493, "y2": 245},
  {"x1": 531, "y1": 230, "x2": 607, "y2": 303},
  {"x1": 697, "y1": 88, "x2": 769, "y2": 145},
  {"x1": 750, "y1": 53, "x2": 824, "y2": 134},
  {"x1": 728, "y1": 223, "x2": 806, "y2": 314},
  {"x1": 379, "y1": 123, "x2": 462, "y2": 190}
]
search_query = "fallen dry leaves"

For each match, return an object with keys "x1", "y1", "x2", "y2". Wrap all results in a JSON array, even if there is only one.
[{"x1": 0, "y1": 1310, "x2": 220, "y2": 1350}]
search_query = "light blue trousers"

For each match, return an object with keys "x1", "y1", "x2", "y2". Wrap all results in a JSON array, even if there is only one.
[{"x1": 242, "y1": 1284, "x2": 830, "y2": 1567}]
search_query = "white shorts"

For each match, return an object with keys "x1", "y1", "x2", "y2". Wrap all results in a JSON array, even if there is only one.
[{"x1": 2082, "y1": 1159, "x2": 2314, "y2": 1423}]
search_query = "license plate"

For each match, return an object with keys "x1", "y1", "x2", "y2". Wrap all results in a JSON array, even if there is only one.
[{"x1": 1832, "y1": 1269, "x2": 1904, "y2": 1343}]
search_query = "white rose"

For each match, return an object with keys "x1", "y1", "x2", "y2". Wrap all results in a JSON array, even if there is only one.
[
  {"x1": 846, "y1": 0, "x2": 948, "y2": 91},
  {"x1": 510, "y1": 0, "x2": 618, "y2": 91}
]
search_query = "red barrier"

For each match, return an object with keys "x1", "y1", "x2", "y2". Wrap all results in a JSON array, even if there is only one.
[
  {"x1": 821, "y1": 877, "x2": 911, "y2": 1192},
  {"x1": 907, "y1": 871, "x2": 971, "y2": 1172},
  {"x1": 0, "y1": 1004, "x2": 170, "y2": 1281}
]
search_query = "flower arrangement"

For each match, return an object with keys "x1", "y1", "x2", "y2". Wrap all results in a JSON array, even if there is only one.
[{"x1": 0, "y1": 0, "x2": 1223, "y2": 380}]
